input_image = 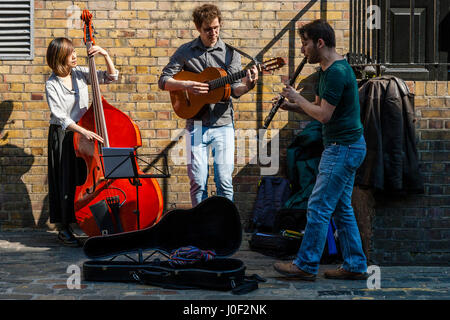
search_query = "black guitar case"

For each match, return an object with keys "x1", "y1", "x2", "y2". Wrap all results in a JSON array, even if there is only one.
[{"x1": 82, "y1": 196, "x2": 264, "y2": 294}]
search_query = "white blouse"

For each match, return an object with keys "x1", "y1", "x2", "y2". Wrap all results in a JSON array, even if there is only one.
[{"x1": 45, "y1": 66, "x2": 119, "y2": 130}]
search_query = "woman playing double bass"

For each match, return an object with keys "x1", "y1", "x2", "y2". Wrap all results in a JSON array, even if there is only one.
[{"x1": 45, "y1": 37, "x2": 118, "y2": 246}]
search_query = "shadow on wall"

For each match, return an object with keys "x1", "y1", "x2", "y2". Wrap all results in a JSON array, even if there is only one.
[
  {"x1": 234, "y1": 73, "x2": 374, "y2": 261},
  {"x1": 234, "y1": 72, "x2": 318, "y2": 228},
  {"x1": 86, "y1": 0, "x2": 327, "y2": 219},
  {"x1": 231, "y1": 0, "x2": 324, "y2": 223},
  {"x1": 0, "y1": 100, "x2": 39, "y2": 229}
]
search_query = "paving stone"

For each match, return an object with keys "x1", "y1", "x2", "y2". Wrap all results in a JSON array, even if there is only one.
[
  {"x1": 34, "y1": 295, "x2": 77, "y2": 300},
  {"x1": 122, "y1": 295, "x2": 162, "y2": 300},
  {"x1": 0, "y1": 294, "x2": 33, "y2": 300},
  {"x1": 12, "y1": 284, "x2": 54, "y2": 295},
  {"x1": 1, "y1": 230, "x2": 450, "y2": 301},
  {"x1": 79, "y1": 295, "x2": 119, "y2": 300}
]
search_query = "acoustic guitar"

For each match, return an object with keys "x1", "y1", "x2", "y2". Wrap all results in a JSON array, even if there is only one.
[{"x1": 170, "y1": 57, "x2": 285, "y2": 119}]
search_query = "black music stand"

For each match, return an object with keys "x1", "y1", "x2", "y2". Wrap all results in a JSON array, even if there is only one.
[{"x1": 101, "y1": 147, "x2": 170, "y2": 231}]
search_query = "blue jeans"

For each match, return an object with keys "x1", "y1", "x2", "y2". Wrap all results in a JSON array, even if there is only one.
[
  {"x1": 186, "y1": 122, "x2": 234, "y2": 206},
  {"x1": 294, "y1": 135, "x2": 367, "y2": 275}
]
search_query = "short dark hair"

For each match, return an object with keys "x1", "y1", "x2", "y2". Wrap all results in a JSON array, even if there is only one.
[
  {"x1": 299, "y1": 19, "x2": 336, "y2": 48},
  {"x1": 192, "y1": 4, "x2": 222, "y2": 29}
]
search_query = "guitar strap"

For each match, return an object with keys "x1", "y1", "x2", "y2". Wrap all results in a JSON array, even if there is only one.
[
  {"x1": 222, "y1": 43, "x2": 260, "y2": 102},
  {"x1": 224, "y1": 42, "x2": 259, "y2": 65}
]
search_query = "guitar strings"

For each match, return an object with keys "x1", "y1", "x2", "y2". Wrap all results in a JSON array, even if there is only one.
[{"x1": 208, "y1": 69, "x2": 247, "y2": 90}]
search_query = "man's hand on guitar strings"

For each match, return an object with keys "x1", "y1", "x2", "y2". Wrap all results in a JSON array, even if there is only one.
[
  {"x1": 243, "y1": 65, "x2": 259, "y2": 91},
  {"x1": 184, "y1": 80, "x2": 210, "y2": 95}
]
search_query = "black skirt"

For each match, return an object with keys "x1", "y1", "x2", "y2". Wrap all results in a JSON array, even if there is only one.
[{"x1": 47, "y1": 124, "x2": 80, "y2": 225}]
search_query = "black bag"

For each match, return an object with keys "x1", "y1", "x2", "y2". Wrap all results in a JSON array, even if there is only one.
[
  {"x1": 249, "y1": 231, "x2": 302, "y2": 259},
  {"x1": 82, "y1": 196, "x2": 265, "y2": 294},
  {"x1": 248, "y1": 177, "x2": 292, "y2": 232},
  {"x1": 273, "y1": 208, "x2": 307, "y2": 233}
]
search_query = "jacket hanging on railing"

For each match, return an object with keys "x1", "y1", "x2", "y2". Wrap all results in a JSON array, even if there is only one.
[{"x1": 356, "y1": 76, "x2": 424, "y2": 195}]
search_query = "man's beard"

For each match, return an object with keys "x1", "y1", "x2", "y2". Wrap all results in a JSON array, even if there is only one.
[{"x1": 307, "y1": 44, "x2": 320, "y2": 64}]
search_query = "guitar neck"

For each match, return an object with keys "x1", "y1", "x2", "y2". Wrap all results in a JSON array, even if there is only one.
[{"x1": 208, "y1": 68, "x2": 249, "y2": 91}]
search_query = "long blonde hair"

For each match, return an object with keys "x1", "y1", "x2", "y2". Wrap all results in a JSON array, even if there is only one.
[{"x1": 46, "y1": 38, "x2": 74, "y2": 77}]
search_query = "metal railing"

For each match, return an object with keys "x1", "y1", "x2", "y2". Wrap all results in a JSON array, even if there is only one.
[{"x1": 348, "y1": 0, "x2": 447, "y2": 79}]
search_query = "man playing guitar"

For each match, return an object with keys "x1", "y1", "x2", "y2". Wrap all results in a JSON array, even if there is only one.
[{"x1": 158, "y1": 4, "x2": 258, "y2": 206}]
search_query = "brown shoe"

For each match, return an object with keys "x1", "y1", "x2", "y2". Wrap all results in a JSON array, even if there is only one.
[
  {"x1": 273, "y1": 262, "x2": 316, "y2": 281},
  {"x1": 324, "y1": 267, "x2": 368, "y2": 280}
]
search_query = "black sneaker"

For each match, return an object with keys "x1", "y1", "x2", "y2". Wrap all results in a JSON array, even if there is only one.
[{"x1": 57, "y1": 228, "x2": 80, "y2": 247}]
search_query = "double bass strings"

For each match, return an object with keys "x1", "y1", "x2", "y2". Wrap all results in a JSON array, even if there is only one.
[{"x1": 88, "y1": 45, "x2": 109, "y2": 149}]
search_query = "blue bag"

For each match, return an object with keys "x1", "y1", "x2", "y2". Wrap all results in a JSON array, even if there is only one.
[{"x1": 250, "y1": 177, "x2": 292, "y2": 232}]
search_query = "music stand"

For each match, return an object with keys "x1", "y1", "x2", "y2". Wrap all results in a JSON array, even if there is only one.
[
  {"x1": 102, "y1": 147, "x2": 170, "y2": 179},
  {"x1": 102, "y1": 147, "x2": 136, "y2": 179},
  {"x1": 101, "y1": 147, "x2": 144, "y2": 231}
]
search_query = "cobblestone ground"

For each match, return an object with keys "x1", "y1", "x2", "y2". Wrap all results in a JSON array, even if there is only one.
[{"x1": 1, "y1": 230, "x2": 449, "y2": 301}]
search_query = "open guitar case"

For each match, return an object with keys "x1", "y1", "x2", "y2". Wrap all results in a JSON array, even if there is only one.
[{"x1": 82, "y1": 196, "x2": 265, "y2": 294}]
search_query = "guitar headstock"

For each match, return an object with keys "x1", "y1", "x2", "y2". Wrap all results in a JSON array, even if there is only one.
[
  {"x1": 258, "y1": 57, "x2": 286, "y2": 72},
  {"x1": 81, "y1": 10, "x2": 95, "y2": 45}
]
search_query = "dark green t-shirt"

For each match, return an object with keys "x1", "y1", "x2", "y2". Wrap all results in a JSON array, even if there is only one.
[{"x1": 315, "y1": 59, "x2": 363, "y2": 145}]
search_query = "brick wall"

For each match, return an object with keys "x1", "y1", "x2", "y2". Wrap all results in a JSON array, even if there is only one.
[
  {"x1": 369, "y1": 81, "x2": 450, "y2": 265},
  {"x1": 0, "y1": 0, "x2": 328, "y2": 228},
  {"x1": 0, "y1": 1, "x2": 448, "y2": 265}
]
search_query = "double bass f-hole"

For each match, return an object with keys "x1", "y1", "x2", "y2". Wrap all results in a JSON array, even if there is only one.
[{"x1": 86, "y1": 166, "x2": 101, "y2": 194}]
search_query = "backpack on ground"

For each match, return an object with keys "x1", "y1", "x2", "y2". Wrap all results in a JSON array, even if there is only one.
[{"x1": 247, "y1": 176, "x2": 292, "y2": 233}]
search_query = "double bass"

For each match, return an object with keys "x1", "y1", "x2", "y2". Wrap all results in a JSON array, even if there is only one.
[{"x1": 73, "y1": 10, "x2": 163, "y2": 237}]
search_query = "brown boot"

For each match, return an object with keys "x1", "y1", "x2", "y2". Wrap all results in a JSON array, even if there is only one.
[
  {"x1": 324, "y1": 267, "x2": 368, "y2": 280},
  {"x1": 273, "y1": 262, "x2": 316, "y2": 281}
]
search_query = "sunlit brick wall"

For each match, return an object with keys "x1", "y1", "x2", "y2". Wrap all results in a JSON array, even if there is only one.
[
  {"x1": 1, "y1": 0, "x2": 335, "y2": 228},
  {"x1": 1, "y1": 0, "x2": 448, "y2": 257}
]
